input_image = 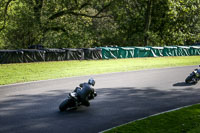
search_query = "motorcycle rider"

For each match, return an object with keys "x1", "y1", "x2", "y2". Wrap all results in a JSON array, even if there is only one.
[
  {"x1": 194, "y1": 65, "x2": 200, "y2": 82},
  {"x1": 73, "y1": 78, "x2": 96, "y2": 106},
  {"x1": 185, "y1": 65, "x2": 200, "y2": 84},
  {"x1": 197, "y1": 65, "x2": 200, "y2": 73}
]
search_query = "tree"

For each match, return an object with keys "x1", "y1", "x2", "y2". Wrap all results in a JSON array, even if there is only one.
[
  {"x1": 0, "y1": 0, "x2": 200, "y2": 49},
  {"x1": 0, "y1": 0, "x2": 113, "y2": 49},
  {"x1": 160, "y1": 0, "x2": 200, "y2": 45}
]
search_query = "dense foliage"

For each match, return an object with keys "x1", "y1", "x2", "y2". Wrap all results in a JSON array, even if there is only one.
[{"x1": 0, "y1": 0, "x2": 200, "y2": 49}]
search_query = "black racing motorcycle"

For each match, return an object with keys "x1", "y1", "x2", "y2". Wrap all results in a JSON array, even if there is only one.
[
  {"x1": 59, "y1": 90, "x2": 97, "y2": 112},
  {"x1": 185, "y1": 65, "x2": 200, "y2": 84}
]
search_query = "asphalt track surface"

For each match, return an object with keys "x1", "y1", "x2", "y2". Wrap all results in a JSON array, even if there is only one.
[{"x1": 0, "y1": 66, "x2": 200, "y2": 133}]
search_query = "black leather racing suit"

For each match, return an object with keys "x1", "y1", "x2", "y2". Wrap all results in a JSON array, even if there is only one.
[
  {"x1": 197, "y1": 69, "x2": 200, "y2": 74},
  {"x1": 74, "y1": 83, "x2": 94, "y2": 106}
]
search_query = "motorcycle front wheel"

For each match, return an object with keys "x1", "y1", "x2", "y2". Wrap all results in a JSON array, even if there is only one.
[
  {"x1": 185, "y1": 75, "x2": 196, "y2": 84},
  {"x1": 59, "y1": 98, "x2": 71, "y2": 112}
]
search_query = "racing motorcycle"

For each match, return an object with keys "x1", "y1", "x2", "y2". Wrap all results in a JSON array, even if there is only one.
[
  {"x1": 59, "y1": 89, "x2": 97, "y2": 112},
  {"x1": 185, "y1": 65, "x2": 200, "y2": 84}
]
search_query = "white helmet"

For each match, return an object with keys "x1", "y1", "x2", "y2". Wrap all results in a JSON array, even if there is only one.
[{"x1": 88, "y1": 78, "x2": 95, "y2": 86}]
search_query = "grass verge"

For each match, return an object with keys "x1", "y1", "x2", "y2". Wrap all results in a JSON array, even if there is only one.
[
  {"x1": 0, "y1": 56, "x2": 200, "y2": 85},
  {"x1": 104, "y1": 104, "x2": 200, "y2": 133}
]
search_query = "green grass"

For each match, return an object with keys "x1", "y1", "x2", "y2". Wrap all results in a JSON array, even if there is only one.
[
  {"x1": 0, "y1": 56, "x2": 200, "y2": 85},
  {"x1": 104, "y1": 104, "x2": 200, "y2": 133}
]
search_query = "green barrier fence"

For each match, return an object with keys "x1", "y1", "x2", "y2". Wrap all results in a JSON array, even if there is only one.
[
  {"x1": 189, "y1": 46, "x2": 200, "y2": 55},
  {"x1": 0, "y1": 46, "x2": 200, "y2": 63},
  {"x1": 163, "y1": 46, "x2": 178, "y2": 56},
  {"x1": 118, "y1": 47, "x2": 135, "y2": 58},
  {"x1": 101, "y1": 47, "x2": 120, "y2": 59},
  {"x1": 100, "y1": 46, "x2": 200, "y2": 59},
  {"x1": 149, "y1": 47, "x2": 164, "y2": 57},
  {"x1": 177, "y1": 46, "x2": 190, "y2": 56},
  {"x1": 134, "y1": 47, "x2": 152, "y2": 57}
]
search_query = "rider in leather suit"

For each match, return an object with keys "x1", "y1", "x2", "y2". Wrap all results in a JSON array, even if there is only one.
[{"x1": 74, "y1": 78, "x2": 95, "y2": 106}]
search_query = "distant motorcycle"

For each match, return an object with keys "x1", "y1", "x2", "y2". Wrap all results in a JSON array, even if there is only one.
[
  {"x1": 185, "y1": 65, "x2": 200, "y2": 84},
  {"x1": 59, "y1": 89, "x2": 97, "y2": 112}
]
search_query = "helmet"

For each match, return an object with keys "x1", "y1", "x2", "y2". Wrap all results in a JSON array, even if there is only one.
[{"x1": 88, "y1": 78, "x2": 95, "y2": 86}]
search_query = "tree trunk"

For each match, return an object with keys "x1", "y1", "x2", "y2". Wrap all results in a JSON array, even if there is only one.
[{"x1": 144, "y1": 0, "x2": 153, "y2": 46}]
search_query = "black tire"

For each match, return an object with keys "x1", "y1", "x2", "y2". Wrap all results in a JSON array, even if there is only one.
[
  {"x1": 59, "y1": 99, "x2": 70, "y2": 112},
  {"x1": 185, "y1": 76, "x2": 191, "y2": 83},
  {"x1": 185, "y1": 75, "x2": 195, "y2": 84}
]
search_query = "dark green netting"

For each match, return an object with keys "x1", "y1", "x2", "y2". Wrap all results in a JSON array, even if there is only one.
[
  {"x1": 177, "y1": 46, "x2": 190, "y2": 56},
  {"x1": 118, "y1": 47, "x2": 135, "y2": 58},
  {"x1": 163, "y1": 46, "x2": 178, "y2": 56},
  {"x1": 189, "y1": 46, "x2": 200, "y2": 55},
  {"x1": 134, "y1": 47, "x2": 152, "y2": 57},
  {"x1": 148, "y1": 47, "x2": 164, "y2": 57},
  {"x1": 101, "y1": 47, "x2": 120, "y2": 59},
  {"x1": 0, "y1": 46, "x2": 199, "y2": 64}
]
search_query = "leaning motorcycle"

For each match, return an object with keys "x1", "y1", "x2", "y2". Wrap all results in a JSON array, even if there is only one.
[
  {"x1": 185, "y1": 65, "x2": 200, "y2": 84},
  {"x1": 59, "y1": 89, "x2": 97, "y2": 112}
]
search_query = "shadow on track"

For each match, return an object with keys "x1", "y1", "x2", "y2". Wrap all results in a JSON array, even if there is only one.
[
  {"x1": 173, "y1": 82, "x2": 196, "y2": 87},
  {"x1": 1, "y1": 86, "x2": 200, "y2": 133}
]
